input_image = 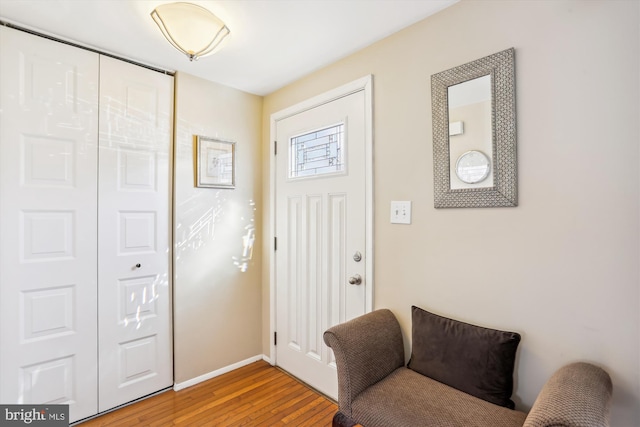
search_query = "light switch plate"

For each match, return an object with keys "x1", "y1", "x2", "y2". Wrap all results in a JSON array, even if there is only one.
[{"x1": 390, "y1": 201, "x2": 412, "y2": 224}]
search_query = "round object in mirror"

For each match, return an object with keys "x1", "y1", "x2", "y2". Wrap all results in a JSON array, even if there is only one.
[{"x1": 455, "y1": 150, "x2": 491, "y2": 184}]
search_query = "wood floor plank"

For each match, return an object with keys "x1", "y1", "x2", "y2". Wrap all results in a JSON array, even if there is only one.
[
  {"x1": 250, "y1": 392, "x2": 326, "y2": 427},
  {"x1": 225, "y1": 388, "x2": 305, "y2": 426},
  {"x1": 179, "y1": 375, "x2": 294, "y2": 426},
  {"x1": 171, "y1": 371, "x2": 285, "y2": 424},
  {"x1": 281, "y1": 396, "x2": 329, "y2": 424},
  {"x1": 144, "y1": 367, "x2": 284, "y2": 427},
  {"x1": 77, "y1": 361, "x2": 337, "y2": 426},
  {"x1": 250, "y1": 389, "x2": 317, "y2": 426},
  {"x1": 298, "y1": 403, "x2": 337, "y2": 427}
]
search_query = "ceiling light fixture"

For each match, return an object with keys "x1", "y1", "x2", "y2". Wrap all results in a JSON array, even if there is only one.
[{"x1": 151, "y1": 2, "x2": 230, "y2": 62}]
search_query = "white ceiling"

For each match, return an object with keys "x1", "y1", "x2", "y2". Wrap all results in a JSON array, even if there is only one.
[{"x1": 0, "y1": 0, "x2": 458, "y2": 96}]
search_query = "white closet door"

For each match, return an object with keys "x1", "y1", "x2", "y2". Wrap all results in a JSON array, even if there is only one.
[
  {"x1": 0, "y1": 26, "x2": 99, "y2": 422},
  {"x1": 97, "y1": 56, "x2": 173, "y2": 412}
]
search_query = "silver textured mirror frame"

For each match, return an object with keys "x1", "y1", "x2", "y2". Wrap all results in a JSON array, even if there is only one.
[{"x1": 432, "y1": 48, "x2": 517, "y2": 208}]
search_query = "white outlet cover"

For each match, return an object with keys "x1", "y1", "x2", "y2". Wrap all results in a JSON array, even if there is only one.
[{"x1": 390, "y1": 201, "x2": 412, "y2": 224}]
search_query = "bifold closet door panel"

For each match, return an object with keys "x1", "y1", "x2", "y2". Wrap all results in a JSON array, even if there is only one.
[
  {"x1": 97, "y1": 55, "x2": 174, "y2": 412},
  {"x1": 0, "y1": 26, "x2": 100, "y2": 422}
]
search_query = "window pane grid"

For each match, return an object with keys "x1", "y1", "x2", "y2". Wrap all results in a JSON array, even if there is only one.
[{"x1": 289, "y1": 124, "x2": 345, "y2": 178}]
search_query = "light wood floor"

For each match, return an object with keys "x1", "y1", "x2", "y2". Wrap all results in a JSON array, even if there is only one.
[{"x1": 77, "y1": 360, "x2": 337, "y2": 426}]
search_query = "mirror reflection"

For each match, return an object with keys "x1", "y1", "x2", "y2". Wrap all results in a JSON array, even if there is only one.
[
  {"x1": 456, "y1": 150, "x2": 491, "y2": 184},
  {"x1": 447, "y1": 74, "x2": 493, "y2": 189}
]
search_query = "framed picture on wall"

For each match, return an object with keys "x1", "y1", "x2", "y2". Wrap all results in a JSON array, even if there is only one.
[{"x1": 195, "y1": 135, "x2": 236, "y2": 189}]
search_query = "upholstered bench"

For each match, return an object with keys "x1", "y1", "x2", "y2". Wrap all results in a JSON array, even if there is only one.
[{"x1": 323, "y1": 307, "x2": 612, "y2": 427}]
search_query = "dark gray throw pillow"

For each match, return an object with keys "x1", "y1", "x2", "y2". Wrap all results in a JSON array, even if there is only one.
[{"x1": 407, "y1": 305, "x2": 521, "y2": 409}]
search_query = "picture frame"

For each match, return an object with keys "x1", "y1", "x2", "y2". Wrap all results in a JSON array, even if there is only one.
[
  {"x1": 431, "y1": 48, "x2": 517, "y2": 208},
  {"x1": 195, "y1": 135, "x2": 236, "y2": 189}
]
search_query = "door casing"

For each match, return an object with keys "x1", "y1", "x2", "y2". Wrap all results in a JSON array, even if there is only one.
[{"x1": 268, "y1": 75, "x2": 374, "y2": 364}]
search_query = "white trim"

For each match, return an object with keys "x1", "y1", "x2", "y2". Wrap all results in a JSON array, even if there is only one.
[
  {"x1": 363, "y1": 76, "x2": 374, "y2": 314},
  {"x1": 269, "y1": 75, "x2": 374, "y2": 367},
  {"x1": 172, "y1": 354, "x2": 264, "y2": 391}
]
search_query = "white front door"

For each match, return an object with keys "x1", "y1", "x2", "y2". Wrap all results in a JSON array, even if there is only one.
[
  {"x1": 0, "y1": 26, "x2": 99, "y2": 422},
  {"x1": 273, "y1": 77, "x2": 373, "y2": 399},
  {"x1": 97, "y1": 56, "x2": 173, "y2": 412}
]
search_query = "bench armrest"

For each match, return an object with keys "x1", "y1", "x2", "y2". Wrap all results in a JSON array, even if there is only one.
[
  {"x1": 523, "y1": 362, "x2": 613, "y2": 427},
  {"x1": 324, "y1": 309, "x2": 405, "y2": 417}
]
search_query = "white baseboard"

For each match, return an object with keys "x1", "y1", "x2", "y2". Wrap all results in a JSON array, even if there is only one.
[{"x1": 173, "y1": 354, "x2": 265, "y2": 391}]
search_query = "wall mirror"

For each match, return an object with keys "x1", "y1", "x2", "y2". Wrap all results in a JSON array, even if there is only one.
[{"x1": 431, "y1": 48, "x2": 517, "y2": 208}]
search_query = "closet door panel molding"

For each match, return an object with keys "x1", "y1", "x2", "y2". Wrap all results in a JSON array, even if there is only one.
[
  {"x1": 97, "y1": 55, "x2": 174, "y2": 412},
  {"x1": 1, "y1": 26, "x2": 175, "y2": 422},
  {"x1": 0, "y1": 26, "x2": 100, "y2": 423}
]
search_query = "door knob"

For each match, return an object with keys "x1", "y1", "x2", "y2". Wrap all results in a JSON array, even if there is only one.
[{"x1": 348, "y1": 274, "x2": 362, "y2": 285}]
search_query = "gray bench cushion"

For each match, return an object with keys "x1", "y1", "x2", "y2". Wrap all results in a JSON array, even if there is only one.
[{"x1": 351, "y1": 367, "x2": 527, "y2": 427}]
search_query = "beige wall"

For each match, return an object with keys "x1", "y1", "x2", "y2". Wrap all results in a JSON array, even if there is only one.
[
  {"x1": 173, "y1": 72, "x2": 263, "y2": 383},
  {"x1": 262, "y1": 1, "x2": 639, "y2": 425}
]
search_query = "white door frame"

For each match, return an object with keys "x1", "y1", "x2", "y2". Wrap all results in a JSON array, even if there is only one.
[{"x1": 269, "y1": 75, "x2": 374, "y2": 364}]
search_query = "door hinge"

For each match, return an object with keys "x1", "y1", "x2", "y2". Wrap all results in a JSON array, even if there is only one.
[
  {"x1": 274, "y1": 141, "x2": 277, "y2": 155},
  {"x1": 274, "y1": 237, "x2": 277, "y2": 251},
  {"x1": 274, "y1": 332, "x2": 277, "y2": 346}
]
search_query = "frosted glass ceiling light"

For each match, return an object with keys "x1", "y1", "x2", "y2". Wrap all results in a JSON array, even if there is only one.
[{"x1": 151, "y1": 2, "x2": 230, "y2": 61}]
